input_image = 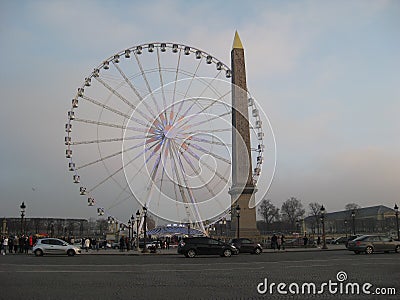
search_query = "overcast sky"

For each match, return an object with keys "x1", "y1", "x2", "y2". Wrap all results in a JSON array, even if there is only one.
[{"x1": 0, "y1": 0, "x2": 399, "y2": 222}]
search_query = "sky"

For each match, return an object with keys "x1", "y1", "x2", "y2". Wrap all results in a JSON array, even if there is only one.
[{"x1": 0, "y1": 0, "x2": 399, "y2": 222}]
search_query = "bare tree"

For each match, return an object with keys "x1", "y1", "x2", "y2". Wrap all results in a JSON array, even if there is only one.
[
  {"x1": 281, "y1": 197, "x2": 305, "y2": 228},
  {"x1": 258, "y1": 199, "x2": 279, "y2": 224},
  {"x1": 308, "y1": 202, "x2": 322, "y2": 234},
  {"x1": 345, "y1": 203, "x2": 361, "y2": 211}
]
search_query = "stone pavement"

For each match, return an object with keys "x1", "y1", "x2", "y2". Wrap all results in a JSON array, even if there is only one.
[{"x1": 80, "y1": 244, "x2": 347, "y2": 255}]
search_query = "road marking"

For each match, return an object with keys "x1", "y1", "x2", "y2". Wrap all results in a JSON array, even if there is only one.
[{"x1": 0, "y1": 266, "x2": 264, "y2": 273}]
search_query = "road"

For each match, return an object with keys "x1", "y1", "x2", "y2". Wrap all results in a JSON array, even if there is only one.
[{"x1": 0, "y1": 250, "x2": 399, "y2": 299}]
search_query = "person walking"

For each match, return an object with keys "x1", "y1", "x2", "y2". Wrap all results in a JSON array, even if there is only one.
[
  {"x1": 2, "y1": 236, "x2": 9, "y2": 255},
  {"x1": 8, "y1": 237, "x2": 13, "y2": 254},
  {"x1": 13, "y1": 236, "x2": 19, "y2": 254},
  {"x1": 271, "y1": 234, "x2": 278, "y2": 251},
  {"x1": 84, "y1": 238, "x2": 90, "y2": 252},
  {"x1": 280, "y1": 235, "x2": 286, "y2": 251}
]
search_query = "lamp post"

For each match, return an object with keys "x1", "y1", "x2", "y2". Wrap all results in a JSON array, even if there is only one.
[
  {"x1": 136, "y1": 210, "x2": 140, "y2": 251},
  {"x1": 127, "y1": 219, "x2": 132, "y2": 251},
  {"x1": 142, "y1": 206, "x2": 148, "y2": 253},
  {"x1": 344, "y1": 219, "x2": 348, "y2": 238},
  {"x1": 351, "y1": 210, "x2": 356, "y2": 235},
  {"x1": 394, "y1": 204, "x2": 399, "y2": 241},
  {"x1": 236, "y1": 204, "x2": 241, "y2": 239},
  {"x1": 187, "y1": 222, "x2": 191, "y2": 237},
  {"x1": 130, "y1": 214, "x2": 135, "y2": 251},
  {"x1": 320, "y1": 205, "x2": 328, "y2": 249},
  {"x1": 20, "y1": 202, "x2": 26, "y2": 235}
]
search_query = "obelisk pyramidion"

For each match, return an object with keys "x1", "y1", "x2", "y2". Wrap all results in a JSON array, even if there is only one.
[{"x1": 229, "y1": 31, "x2": 259, "y2": 237}]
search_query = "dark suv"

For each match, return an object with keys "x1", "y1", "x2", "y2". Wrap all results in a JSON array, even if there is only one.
[
  {"x1": 178, "y1": 237, "x2": 238, "y2": 258},
  {"x1": 230, "y1": 238, "x2": 262, "y2": 254}
]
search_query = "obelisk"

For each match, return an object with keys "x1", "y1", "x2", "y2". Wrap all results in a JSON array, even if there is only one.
[{"x1": 229, "y1": 31, "x2": 259, "y2": 237}]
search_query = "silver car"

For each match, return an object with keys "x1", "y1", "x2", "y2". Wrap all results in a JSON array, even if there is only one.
[
  {"x1": 347, "y1": 235, "x2": 400, "y2": 254},
  {"x1": 33, "y1": 238, "x2": 81, "y2": 256}
]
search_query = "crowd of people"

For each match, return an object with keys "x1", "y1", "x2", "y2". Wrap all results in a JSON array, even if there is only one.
[{"x1": 0, "y1": 235, "x2": 36, "y2": 255}]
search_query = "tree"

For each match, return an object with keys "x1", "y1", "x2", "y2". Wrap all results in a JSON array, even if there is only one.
[
  {"x1": 258, "y1": 199, "x2": 279, "y2": 224},
  {"x1": 345, "y1": 203, "x2": 361, "y2": 211},
  {"x1": 281, "y1": 197, "x2": 305, "y2": 228},
  {"x1": 308, "y1": 202, "x2": 322, "y2": 234}
]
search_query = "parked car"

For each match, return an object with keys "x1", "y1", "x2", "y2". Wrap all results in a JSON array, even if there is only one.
[
  {"x1": 33, "y1": 238, "x2": 81, "y2": 256},
  {"x1": 178, "y1": 237, "x2": 238, "y2": 258},
  {"x1": 230, "y1": 238, "x2": 262, "y2": 254},
  {"x1": 347, "y1": 235, "x2": 400, "y2": 254}
]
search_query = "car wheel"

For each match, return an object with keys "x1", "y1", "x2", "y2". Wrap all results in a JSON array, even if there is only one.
[
  {"x1": 354, "y1": 251, "x2": 360, "y2": 254},
  {"x1": 34, "y1": 249, "x2": 43, "y2": 257},
  {"x1": 254, "y1": 248, "x2": 262, "y2": 255},
  {"x1": 223, "y1": 249, "x2": 232, "y2": 257},
  {"x1": 67, "y1": 249, "x2": 75, "y2": 257},
  {"x1": 365, "y1": 246, "x2": 373, "y2": 254},
  {"x1": 395, "y1": 245, "x2": 400, "y2": 253},
  {"x1": 187, "y1": 249, "x2": 196, "y2": 258}
]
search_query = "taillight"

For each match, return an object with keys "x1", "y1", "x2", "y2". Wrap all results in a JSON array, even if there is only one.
[
  {"x1": 356, "y1": 241, "x2": 361, "y2": 246},
  {"x1": 179, "y1": 241, "x2": 185, "y2": 247}
]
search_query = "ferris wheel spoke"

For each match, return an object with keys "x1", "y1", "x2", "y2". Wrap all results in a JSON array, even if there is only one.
[
  {"x1": 74, "y1": 118, "x2": 146, "y2": 133},
  {"x1": 95, "y1": 76, "x2": 155, "y2": 124},
  {"x1": 71, "y1": 134, "x2": 154, "y2": 146},
  {"x1": 81, "y1": 95, "x2": 149, "y2": 128},
  {"x1": 113, "y1": 62, "x2": 159, "y2": 122},
  {"x1": 113, "y1": 62, "x2": 157, "y2": 120},
  {"x1": 185, "y1": 136, "x2": 231, "y2": 147},
  {"x1": 88, "y1": 141, "x2": 159, "y2": 193},
  {"x1": 181, "y1": 110, "x2": 231, "y2": 132},
  {"x1": 170, "y1": 49, "x2": 182, "y2": 121},
  {"x1": 189, "y1": 142, "x2": 231, "y2": 165},
  {"x1": 156, "y1": 48, "x2": 167, "y2": 119},
  {"x1": 178, "y1": 145, "x2": 217, "y2": 198},
  {"x1": 133, "y1": 52, "x2": 162, "y2": 116},
  {"x1": 172, "y1": 142, "x2": 204, "y2": 228},
  {"x1": 184, "y1": 148, "x2": 229, "y2": 183},
  {"x1": 174, "y1": 91, "x2": 231, "y2": 132},
  {"x1": 76, "y1": 139, "x2": 153, "y2": 171},
  {"x1": 184, "y1": 128, "x2": 231, "y2": 135},
  {"x1": 173, "y1": 56, "x2": 203, "y2": 124}
]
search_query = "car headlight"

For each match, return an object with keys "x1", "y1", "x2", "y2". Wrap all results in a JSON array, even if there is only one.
[{"x1": 231, "y1": 245, "x2": 237, "y2": 249}]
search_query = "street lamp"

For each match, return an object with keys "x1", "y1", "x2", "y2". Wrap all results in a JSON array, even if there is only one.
[
  {"x1": 394, "y1": 204, "x2": 399, "y2": 241},
  {"x1": 236, "y1": 204, "x2": 241, "y2": 239},
  {"x1": 135, "y1": 210, "x2": 140, "y2": 251},
  {"x1": 320, "y1": 205, "x2": 328, "y2": 250},
  {"x1": 351, "y1": 210, "x2": 356, "y2": 235},
  {"x1": 127, "y1": 219, "x2": 132, "y2": 251},
  {"x1": 344, "y1": 219, "x2": 348, "y2": 238},
  {"x1": 142, "y1": 206, "x2": 148, "y2": 253},
  {"x1": 20, "y1": 202, "x2": 26, "y2": 235}
]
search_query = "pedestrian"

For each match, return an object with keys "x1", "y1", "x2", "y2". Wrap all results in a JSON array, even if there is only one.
[
  {"x1": 119, "y1": 236, "x2": 125, "y2": 252},
  {"x1": 303, "y1": 235, "x2": 308, "y2": 247},
  {"x1": 19, "y1": 236, "x2": 24, "y2": 253},
  {"x1": 271, "y1": 234, "x2": 277, "y2": 250},
  {"x1": 280, "y1": 235, "x2": 285, "y2": 251},
  {"x1": 277, "y1": 236, "x2": 282, "y2": 250},
  {"x1": 24, "y1": 236, "x2": 29, "y2": 254},
  {"x1": 317, "y1": 236, "x2": 321, "y2": 246},
  {"x1": 8, "y1": 237, "x2": 14, "y2": 254},
  {"x1": 84, "y1": 238, "x2": 90, "y2": 252},
  {"x1": 13, "y1": 236, "x2": 19, "y2": 254},
  {"x1": 2, "y1": 236, "x2": 8, "y2": 255}
]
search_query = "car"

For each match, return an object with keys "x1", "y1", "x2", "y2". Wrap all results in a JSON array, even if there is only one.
[
  {"x1": 230, "y1": 238, "x2": 262, "y2": 254},
  {"x1": 33, "y1": 238, "x2": 81, "y2": 256},
  {"x1": 178, "y1": 237, "x2": 238, "y2": 258},
  {"x1": 347, "y1": 235, "x2": 400, "y2": 254},
  {"x1": 332, "y1": 236, "x2": 348, "y2": 245}
]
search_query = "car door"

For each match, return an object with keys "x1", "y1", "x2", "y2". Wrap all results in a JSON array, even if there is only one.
[
  {"x1": 370, "y1": 236, "x2": 384, "y2": 252},
  {"x1": 208, "y1": 239, "x2": 223, "y2": 255},
  {"x1": 195, "y1": 238, "x2": 209, "y2": 255},
  {"x1": 379, "y1": 236, "x2": 393, "y2": 251},
  {"x1": 40, "y1": 239, "x2": 51, "y2": 254},
  {"x1": 240, "y1": 239, "x2": 253, "y2": 253},
  {"x1": 50, "y1": 239, "x2": 66, "y2": 254}
]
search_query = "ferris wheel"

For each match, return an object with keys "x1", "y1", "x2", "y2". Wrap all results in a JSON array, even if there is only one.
[{"x1": 65, "y1": 42, "x2": 267, "y2": 232}]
